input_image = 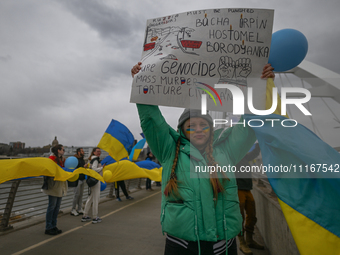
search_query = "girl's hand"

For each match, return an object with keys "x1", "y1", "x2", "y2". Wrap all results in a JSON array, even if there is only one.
[
  {"x1": 261, "y1": 63, "x2": 275, "y2": 79},
  {"x1": 131, "y1": 62, "x2": 142, "y2": 78}
]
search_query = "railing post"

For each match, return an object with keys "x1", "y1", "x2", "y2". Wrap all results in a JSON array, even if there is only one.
[
  {"x1": 0, "y1": 180, "x2": 21, "y2": 231},
  {"x1": 107, "y1": 183, "x2": 115, "y2": 198}
]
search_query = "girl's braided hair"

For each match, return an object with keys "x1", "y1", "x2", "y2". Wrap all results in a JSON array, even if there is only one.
[{"x1": 163, "y1": 127, "x2": 228, "y2": 201}]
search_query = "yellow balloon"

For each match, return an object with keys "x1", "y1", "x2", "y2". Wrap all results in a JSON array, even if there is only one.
[
  {"x1": 68, "y1": 173, "x2": 79, "y2": 182},
  {"x1": 103, "y1": 171, "x2": 112, "y2": 182}
]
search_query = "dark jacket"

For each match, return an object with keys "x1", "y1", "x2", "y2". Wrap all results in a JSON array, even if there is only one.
[
  {"x1": 68, "y1": 154, "x2": 86, "y2": 187},
  {"x1": 236, "y1": 143, "x2": 260, "y2": 190},
  {"x1": 75, "y1": 154, "x2": 86, "y2": 181}
]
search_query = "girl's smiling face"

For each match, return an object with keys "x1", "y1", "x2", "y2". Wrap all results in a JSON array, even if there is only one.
[{"x1": 183, "y1": 117, "x2": 211, "y2": 151}]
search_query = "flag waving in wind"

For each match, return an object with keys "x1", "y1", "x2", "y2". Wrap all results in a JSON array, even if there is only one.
[
  {"x1": 245, "y1": 78, "x2": 340, "y2": 254},
  {"x1": 129, "y1": 138, "x2": 146, "y2": 161},
  {"x1": 97, "y1": 119, "x2": 134, "y2": 162}
]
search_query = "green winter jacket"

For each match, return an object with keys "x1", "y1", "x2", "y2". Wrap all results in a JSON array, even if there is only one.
[{"x1": 137, "y1": 104, "x2": 256, "y2": 242}]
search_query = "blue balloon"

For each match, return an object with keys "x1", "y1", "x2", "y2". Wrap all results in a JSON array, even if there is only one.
[
  {"x1": 65, "y1": 156, "x2": 78, "y2": 169},
  {"x1": 100, "y1": 182, "x2": 107, "y2": 191},
  {"x1": 268, "y1": 29, "x2": 308, "y2": 72}
]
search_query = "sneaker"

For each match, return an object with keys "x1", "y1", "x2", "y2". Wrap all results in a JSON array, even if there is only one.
[
  {"x1": 116, "y1": 197, "x2": 122, "y2": 202},
  {"x1": 81, "y1": 216, "x2": 91, "y2": 222},
  {"x1": 78, "y1": 209, "x2": 84, "y2": 215},
  {"x1": 45, "y1": 228, "x2": 58, "y2": 235},
  {"x1": 92, "y1": 217, "x2": 102, "y2": 224},
  {"x1": 126, "y1": 196, "x2": 134, "y2": 200},
  {"x1": 70, "y1": 209, "x2": 79, "y2": 216},
  {"x1": 53, "y1": 227, "x2": 62, "y2": 234}
]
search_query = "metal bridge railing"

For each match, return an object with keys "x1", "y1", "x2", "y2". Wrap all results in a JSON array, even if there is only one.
[{"x1": 0, "y1": 177, "x2": 144, "y2": 231}]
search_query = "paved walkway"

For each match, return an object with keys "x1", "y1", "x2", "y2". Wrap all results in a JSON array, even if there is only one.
[{"x1": 0, "y1": 186, "x2": 270, "y2": 255}]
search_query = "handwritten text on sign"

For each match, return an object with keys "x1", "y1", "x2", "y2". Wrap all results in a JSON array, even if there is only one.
[{"x1": 130, "y1": 8, "x2": 274, "y2": 113}]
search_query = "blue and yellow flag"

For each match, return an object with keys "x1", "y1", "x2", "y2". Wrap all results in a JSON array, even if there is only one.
[
  {"x1": 244, "y1": 78, "x2": 340, "y2": 254},
  {"x1": 101, "y1": 155, "x2": 162, "y2": 182},
  {"x1": 0, "y1": 157, "x2": 104, "y2": 184},
  {"x1": 97, "y1": 119, "x2": 134, "y2": 162},
  {"x1": 129, "y1": 138, "x2": 146, "y2": 161},
  {"x1": 135, "y1": 160, "x2": 161, "y2": 170}
]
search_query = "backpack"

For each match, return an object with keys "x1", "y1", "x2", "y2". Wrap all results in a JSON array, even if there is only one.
[{"x1": 86, "y1": 176, "x2": 98, "y2": 187}]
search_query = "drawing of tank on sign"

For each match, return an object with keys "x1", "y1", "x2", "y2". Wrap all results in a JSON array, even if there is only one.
[{"x1": 142, "y1": 25, "x2": 202, "y2": 62}]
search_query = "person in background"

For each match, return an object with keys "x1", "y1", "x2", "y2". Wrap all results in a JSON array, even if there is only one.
[
  {"x1": 42, "y1": 144, "x2": 68, "y2": 235},
  {"x1": 236, "y1": 143, "x2": 264, "y2": 255},
  {"x1": 81, "y1": 147, "x2": 105, "y2": 224},
  {"x1": 115, "y1": 180, "x2": 134, "y2": 201},
  {"x1": 145, "y1": 151, "x2": 154, "y2": 191},
  {"x1": 131, "y1": 62, "x2": 274, "y2": 255},
  {"x1": 70, "y1": 148, "x2": 86, "y2": 216}
]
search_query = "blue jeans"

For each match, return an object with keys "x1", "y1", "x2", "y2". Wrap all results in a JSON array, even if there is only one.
[{"x1": 46, "y1": 195, "x2": 62, "y2": 230}]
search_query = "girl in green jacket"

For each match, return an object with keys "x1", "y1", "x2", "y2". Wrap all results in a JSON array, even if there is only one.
[{"x1": 132, "y1": 62, "x2": 274, "y2": 255}]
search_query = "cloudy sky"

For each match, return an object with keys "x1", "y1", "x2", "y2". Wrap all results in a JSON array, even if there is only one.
[{"x1": 1, "y1": 0, "x2": 340, "y2": 149}]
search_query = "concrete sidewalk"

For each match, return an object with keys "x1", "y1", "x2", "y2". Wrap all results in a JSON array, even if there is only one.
[
  {"x1": 0, "y1": 187, "x2": 165, "y2": 255},
  {"x1": 0, "y1": 186, "x2": 270, "y2": 255}
]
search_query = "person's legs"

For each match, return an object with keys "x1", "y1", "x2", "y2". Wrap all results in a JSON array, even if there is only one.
[
  {"x1": 164, "y1": 236, "x2": 195, "y2": 255},
  {"x1": 119, "y1": 180, "x2": 130, "y2": 198},
  {"x1": 77, "y1": 180, "x2": 85, "y2": 212},
  {"x1": 71, "y1": 183, "x2": 80, "y2": 215},
  {"x1": 227, "y1": 238, "x2": 238, "y2": 255},
  {"x1": 51, "y1": 197, "x2": 62, "y2": 229},
  {"x1": 244, "y1": 191, "x2": 257, "y2": 234},
  {"x1": 72, "y1": 185, "x2": 78, "y2": 210},
  {"x1": 115, "y1": 182, "x2": 120, "y2": 198},
  {"x1": 84, "y1": 189, "x2": 94, "y2": 217},
  {"x1": 91, "y1": 182, "x2": 101, "y2": 219},
  {"x1": 238, "y1": 190, "x2": 246, "y2": 234},
  {"x1": 245, "y1": 191, "x2": 264, "y2": 250},
  {"x1": 46, "y1": 195, "x2": 57, "y2": 230},
  {"x1": 146, "y1": 179, "x2": 151, "y2": 190},
  {"x1": 238, "y1": 190, "x2": 253, "y2": 255}
]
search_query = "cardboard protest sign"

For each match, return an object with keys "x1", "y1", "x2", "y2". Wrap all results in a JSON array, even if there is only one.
[{"x1": 130, "y1": 8, "x2": 274, "y2": 113}]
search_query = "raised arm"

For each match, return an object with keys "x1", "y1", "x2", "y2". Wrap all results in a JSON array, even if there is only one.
[
  {"x1": 218, "y1": 64, "x2": 275, "y2": 164},
  {"x1": 132, "y1": 62, "x2": 178, "y2": 164}
]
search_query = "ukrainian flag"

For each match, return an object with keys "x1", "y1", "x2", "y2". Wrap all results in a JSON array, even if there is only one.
[
  {"x1": 135, "y1": 160, "x2": 161, "y2": 170},
  {"x1": 100, "y1": 155, "x2": 162, "y2": 182},
  {"x1": 244, "y1": 78, "x2": 340, "y2": 254},
  {"x1": 97, "y1": 119, "x2": 134, "y2": 162},
  {"x1": 0, "y1": 157, "x2": 104, "y2": 184},
  {"x1": 129, "y1": 138, "x2": 146, "y2": 161}
]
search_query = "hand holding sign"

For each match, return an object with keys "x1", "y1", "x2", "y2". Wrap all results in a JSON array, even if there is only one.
[{"x1": 131, "y1": 62, "x2": 142, "y2": 78}]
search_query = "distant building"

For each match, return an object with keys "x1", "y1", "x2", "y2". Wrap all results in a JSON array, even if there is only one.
[
  {"x1": 42, "y1": 136, "x2": 110, "y2": 160},
  {"x1": 0, "y1": 143, "x2": 11, "y2": 155},
  {"x1": 9, "y1": 141, "x2": 25, "y2": 150},
  {"x1": 52, "y1": 136, "x2": 59, "y2": 147}
]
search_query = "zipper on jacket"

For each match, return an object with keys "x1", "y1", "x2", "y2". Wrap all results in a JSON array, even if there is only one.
[
  {"x1": 161, "y1": 208, "x2": 165, "y2": 235},
  {"x1": 224, "y1": 214, "x2": 228, "y2": 255},
  {"x1": 195, "y1": 215, "x2": 201, "y2": 255}
]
